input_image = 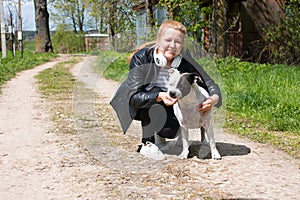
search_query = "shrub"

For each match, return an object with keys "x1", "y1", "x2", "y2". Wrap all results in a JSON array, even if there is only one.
[
  {"x1": 52, "y1": 24, "x2": 85, "y2": 53},
  {"x1": 263, "y1": 0, "x2": 300, "y2": 65}
]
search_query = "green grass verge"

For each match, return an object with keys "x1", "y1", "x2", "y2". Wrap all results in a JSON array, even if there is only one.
[
  {"x1": 94, "y1": 51, "x2": 130, "y2": 82},
  {"x1": 218, "y1": 57, "x2": 300, "y2": 132},
  {"x1": 35, "y1": 57, "x2": 79, "y2": 99},
  {"x1": 23, "y1": 40, "x2": 36, "y2": 52},
  {"x1": 218, "y1": 57, "x2": 299, "y2": 158},
  {"x1": 95, "y1": 51, "x2": 299, "y2": 158},
  {"x1": 0, "y1": 51, "x2": 57, "y2": 87}
]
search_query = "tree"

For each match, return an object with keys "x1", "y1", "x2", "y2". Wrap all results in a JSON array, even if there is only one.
[
  {"x1": 50, "y1": 0, "x2": 90, "y2": 32},
  {"x1": 34, "y1": 0, "x2": 53, "y2": 53},
  {"x1": 158, "y1": 0, "x2": 212, "y2": 44},
  {"x1": 145, "y1": 0, "x2": 155, "y2": 27},
  {"x1": 158, "y1": 0, "x2": 180, "y2": 19},
  {"x1": 96, "y1": 0, "x2": 135, "y2": 50},
  {"x1": 263, "y1": 0, "x2": 300, "y2": 65},
  {"x1": 88, "y1": 0, "x2": 107, "y2": 32},
  {"x1": 210, "y1": 0, "x2": 228, "y2": 57}
]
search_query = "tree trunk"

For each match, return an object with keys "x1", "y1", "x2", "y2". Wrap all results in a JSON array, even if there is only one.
[
  {"x1": 241, "y1": 0, "x2": 284, "y2": 37},
  {"x1": 210, "y1": 0, "x2": 229, "y2": 58},
  {"x1": 145, "y1": 0, "x2": 155, "y2": 27},
  {"x1": 34, "y1": 0, "x2": 53, "y2": 53},
  {"x1": 107, "y1": 1, "x2": 116, "y2": 51}
]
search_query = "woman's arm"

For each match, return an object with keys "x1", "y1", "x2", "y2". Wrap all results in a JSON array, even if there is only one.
[
  {"x1": 128, "y1": 48, "x2": 161, "y2": 111},
  {"x1": 181, "y1": 50, "x2": 222, "y2": 108},
  {"x1": 130, "y1": 87, "x2": 161, "y2": 110}
]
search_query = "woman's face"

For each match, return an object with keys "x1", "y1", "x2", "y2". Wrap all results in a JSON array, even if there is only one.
[{"x1": 158, "y1": 28, "x2": 184, "y2": 61}]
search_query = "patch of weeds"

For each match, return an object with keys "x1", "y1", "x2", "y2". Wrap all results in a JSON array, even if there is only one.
[{"x1": 35, "y1": 56, "x2": 83, "y2": 134}]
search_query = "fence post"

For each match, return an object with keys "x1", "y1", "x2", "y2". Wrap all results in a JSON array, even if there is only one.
[{"x1": 0, "y1": 0, "x2": 7, "y2": 58}]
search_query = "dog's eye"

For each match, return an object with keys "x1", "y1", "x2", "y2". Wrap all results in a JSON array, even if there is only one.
[{"x1": 169, "y1": 82, "x2": 176, "y2": 86}]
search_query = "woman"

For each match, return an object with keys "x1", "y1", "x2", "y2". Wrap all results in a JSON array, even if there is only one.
[{"x1": 110, "y1": 20, "x2": 222, "y2": 160}]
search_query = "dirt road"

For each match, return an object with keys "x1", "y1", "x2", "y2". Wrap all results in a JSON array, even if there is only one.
[{"x1": 0, "y1": 55, "x2": 299, "y2": 200}]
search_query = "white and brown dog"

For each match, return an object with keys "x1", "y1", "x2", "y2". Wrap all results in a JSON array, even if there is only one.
[{"x1": 167, "y1": 68, "x2": 221, "y2": 160}]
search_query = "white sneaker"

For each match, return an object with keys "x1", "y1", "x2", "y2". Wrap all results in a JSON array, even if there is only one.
[{"x1": 139, "y1": 141, "x2": 165, "y2": 160}]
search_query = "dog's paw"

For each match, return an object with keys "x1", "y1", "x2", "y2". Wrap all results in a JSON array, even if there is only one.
[
  {"x1": 211, "y1": 149, "x2": 222, "y2": 160},
  {"x1": 178, "y1": 150, "x2": 189, "y2": 159}
]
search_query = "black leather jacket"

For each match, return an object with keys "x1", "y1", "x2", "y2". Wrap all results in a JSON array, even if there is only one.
[{"x1": 110, "y1": 46, "x2": 222, "y2": 133}]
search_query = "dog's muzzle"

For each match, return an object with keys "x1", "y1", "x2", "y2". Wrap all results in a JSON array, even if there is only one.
[
  {"x1": 168, "y1": 89, "x2": 182, "y2": 99},
  {"x1": 169, "y1": 91, "x2": 177, "y2": 99}
]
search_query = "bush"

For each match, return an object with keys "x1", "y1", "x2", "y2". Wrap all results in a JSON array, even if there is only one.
[{"x1": 52, "y1": 24, "x2": 85, "y2": 53}]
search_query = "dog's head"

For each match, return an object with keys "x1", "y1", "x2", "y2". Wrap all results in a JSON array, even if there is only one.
[{"x1": 167, "y1": 68, "x2": 203, "y2": 99}]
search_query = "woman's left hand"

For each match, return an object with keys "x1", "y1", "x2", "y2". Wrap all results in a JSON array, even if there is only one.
[
  {"x1": 198, "y1": 98, "x2": 213, "y2": 114},
  {"x1": 198, "y1": 94, "x2": 219, "y2": 115}
]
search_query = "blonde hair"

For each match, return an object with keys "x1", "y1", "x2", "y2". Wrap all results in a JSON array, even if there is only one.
[
  {"x1": 156, "y1": 20, "x2": 187, "y2": 42},
  {"x1": 128, "y1": 20, "x2": 187, "y2": 63}
]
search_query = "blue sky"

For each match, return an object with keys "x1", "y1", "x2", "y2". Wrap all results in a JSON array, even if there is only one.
[
  {"x1": 22, "y1": 1, "x2": 35, "y2": 31},
  {"x1": 2, "y1": 0, "x2": 54, "y2": 31},
  {"x1": 3, "y1": 0, "x2": 35, "y2": 31}
]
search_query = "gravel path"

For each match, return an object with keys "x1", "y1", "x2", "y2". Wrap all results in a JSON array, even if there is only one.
[{"x1": 0, "y1": 54, "x2": 299, "y2": 200}]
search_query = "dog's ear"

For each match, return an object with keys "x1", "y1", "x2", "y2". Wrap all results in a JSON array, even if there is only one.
[
  {"x1": 168, "y1": 68, "x2": 175, "y2": 74},
  {"x1": 190, "y1": 73, "x2": 203, "y2": 83}
]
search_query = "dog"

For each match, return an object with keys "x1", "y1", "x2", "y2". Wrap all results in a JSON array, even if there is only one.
[{"x1": 167, "y1": 68, "x2": 221, "y2": 160}]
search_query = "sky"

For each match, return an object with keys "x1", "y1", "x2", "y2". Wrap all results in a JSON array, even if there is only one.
[
  {"x1": 21, "y1": 0, "x2": 35, "y2": 31},
  {"x1": 3, "y1": 0, "x2": 37, "y2": 31}
]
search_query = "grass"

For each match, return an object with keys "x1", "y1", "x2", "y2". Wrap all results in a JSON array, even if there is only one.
[
  {"x1": 94, "y1": 51, "x2": 300, "y2": 158},
  {"x1": 0, "y1": 51, "x2": 57, "y2": 87},
  {"x1": 94, "y1": 51, "x2": 130, "y2": 82},
  {"x1": 35, "y1": 56, "x2": 80, "y2": 98},
  {"x1": 217, "y1": 57, "x2": 300, "y2": 158},
  {"x1": 35, "y1": 56, "x2": 83, "y2": 133},
  {"x1": 218, "y1": 58, "x2": 300, "y2": 132},
  {"x1": 23, "y1": 40, "x2": 36, "y2": 52}
]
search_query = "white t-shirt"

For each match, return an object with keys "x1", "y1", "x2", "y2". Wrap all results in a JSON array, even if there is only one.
[{"x1": 146, "y1": 67, "x2": 170, "y2": 92}]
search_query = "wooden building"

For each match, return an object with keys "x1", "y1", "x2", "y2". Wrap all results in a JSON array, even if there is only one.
[{"x1": 84, "y1": 31, "x2": 109, "y2": 52}]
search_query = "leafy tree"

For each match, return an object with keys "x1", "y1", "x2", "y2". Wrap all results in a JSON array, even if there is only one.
[
  {"x1": 49, "y1": 0, "x2": 93, "y2": 32},
  {"x1": 50, "y1": 0, "x2": 136, "y2": 50},
  {"x1": 87, "y1": 0, "x2": 107, "y2": 32},
  {"x1": 89, "y1": 0, "x2": 136, "y2": 50},
  {"x1": 145, "y1": 0, "x2": 155, "y2": 27},
  {"x1": 263, "y1": 0, "x2": 300, "y2": 65},
  {"x1": 34, "y1": 0, "x2": 53, "y2": 53},
  {"x1": 158, "y1": 0, "x2": 180, "y2": 19},
  {"x1": 158, "y1": 0, "x2": 212, "y2": 45}
]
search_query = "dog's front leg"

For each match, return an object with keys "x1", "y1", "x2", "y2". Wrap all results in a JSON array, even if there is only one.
[
  {"x1": 206, "y1": 125, "x2": 221, "y2": 160},
  {"x1": 178, "y1": 126, "x2": 189, "y2": 159}
]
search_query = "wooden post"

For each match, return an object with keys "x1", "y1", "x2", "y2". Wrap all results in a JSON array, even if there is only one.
[
  {"x1": 0, "y1": 0, "x2": 6, "y2": 58},
  {"x1": 18, "y1": 0, "x2": 23, "y2": 58}
]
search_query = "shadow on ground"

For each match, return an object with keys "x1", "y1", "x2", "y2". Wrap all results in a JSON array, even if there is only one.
[{"x1": 163, "y1": 141, "x2": 251, "y2": 159}]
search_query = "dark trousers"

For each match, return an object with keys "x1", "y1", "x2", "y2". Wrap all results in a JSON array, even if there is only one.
[{"x1": 136, "y1": 102, "x2": 180, "y2": 143}]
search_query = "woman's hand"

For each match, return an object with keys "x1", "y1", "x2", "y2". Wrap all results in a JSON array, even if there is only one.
[
  {"x1": 198, "y1": 95, "x2": 219, "y2": 115},
  {"x1": 156, "y1": 92, "x2": 178, "y2": 106}
]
